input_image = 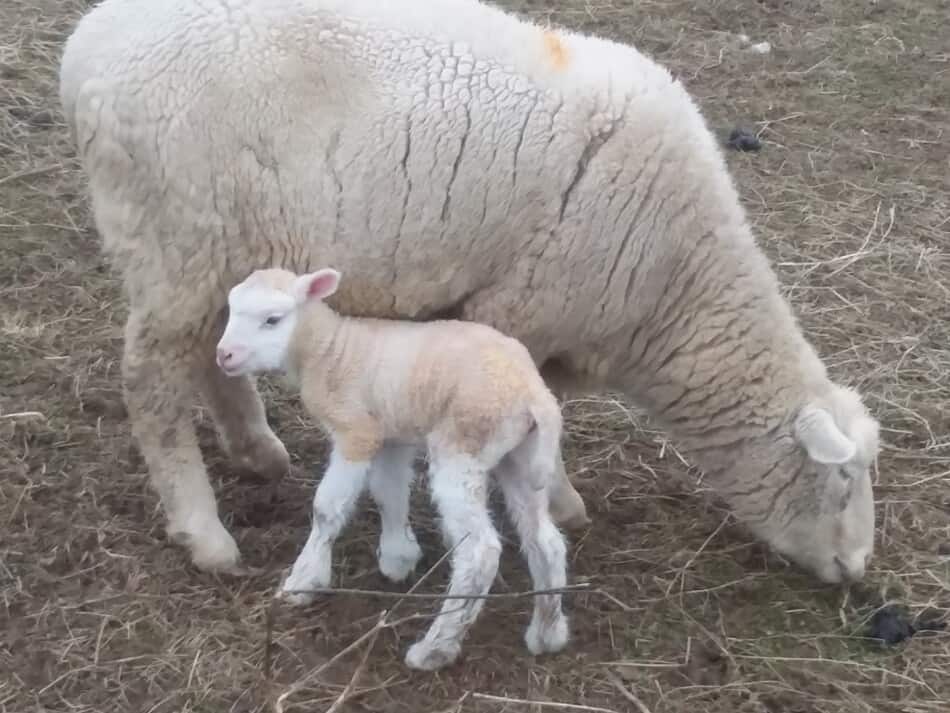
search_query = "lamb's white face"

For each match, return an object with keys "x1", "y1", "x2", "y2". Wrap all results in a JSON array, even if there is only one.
[
  {"x1": 216, "y1": 267, "x2": 342, "y2": 378},
  {"x1": 751, "y1": 386, "x2": 879, "y2": 584},
  {"x1": 217, "y1": 282, "x2": 300, "y2": 377}
]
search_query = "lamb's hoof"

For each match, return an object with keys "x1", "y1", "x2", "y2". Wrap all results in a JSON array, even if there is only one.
[
  {"x1": 378, "y1": 537, "x2": 423, "y2": 583},
  {"x1": 275, "y1": 563, "x2": 327, "y2": 607},
  {"x1": 405, "y1": 640, "x2": 462, "y2": 671},
  {"x1": 172, "y1": 517, "x2": 245, "y2": 575},
  {"x1": 525, "y1": 614, "x2": 569, "y2": 656},
  {"x1": 276, "y1": 588, "x2": 316, "y2": 607}
]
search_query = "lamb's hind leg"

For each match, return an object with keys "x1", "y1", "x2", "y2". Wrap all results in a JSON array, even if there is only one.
[
  {"x1": 123, "y1": 310, "x2": 242, "y2": 573},
  {"x1": 454, "y1": 297, "x2": 590, "y2": 531},
  {"x1": 367, "y1": 445, "x2": 422, "y2": 583},
  {"x1": 198, "y1": 313, "x2": 290, "y2": 480},
  {"x1": 495, "y1": 454, "x2": 570, "y2": 656},
  {"x1": 404, "y1": 453, "x2": 501, "y2": 671}
]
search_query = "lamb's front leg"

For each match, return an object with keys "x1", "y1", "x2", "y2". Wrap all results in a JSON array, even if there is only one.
[
  {"x1": 278, "y1": 442, "x2": 371, "y2": 606},
  {"x1": 367, "y1": 445, "x2": 422, "y2": 582}
]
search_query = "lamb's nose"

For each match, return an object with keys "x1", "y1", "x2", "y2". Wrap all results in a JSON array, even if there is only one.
[{"x1": 216, "y1": 346, "x2": 234, "y2": 367}]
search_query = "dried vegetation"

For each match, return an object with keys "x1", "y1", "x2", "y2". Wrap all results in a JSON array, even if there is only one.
[{"x1": 1, "y1": 0, "x2": 948, "y2": 711}]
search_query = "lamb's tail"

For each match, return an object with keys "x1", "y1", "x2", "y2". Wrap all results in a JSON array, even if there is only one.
[{"x1": 523, "y1": 396, "x2": 564, "y2": 492}]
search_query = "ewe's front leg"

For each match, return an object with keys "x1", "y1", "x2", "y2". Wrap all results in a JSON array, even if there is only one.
[
  {"x1": 278, "y1": 443, "x2": 371, "y2": 606},
  {"x1": 404, "y1": 455, "x2": 501, "y2": 671},
  {"x1": 123, "y1": 311, "x2": 242, "y2": 573},
  {"x1": 367, "y1": 445, "x2": 422, "y2": 582},
  {"x1": 197, "y1": 352, "x2": 290, "y2": 481}
]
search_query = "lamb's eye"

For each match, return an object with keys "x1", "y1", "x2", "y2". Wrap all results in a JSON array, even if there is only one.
[{"x1": 264, "y1": 315, "x2": 282, "y2": 327}]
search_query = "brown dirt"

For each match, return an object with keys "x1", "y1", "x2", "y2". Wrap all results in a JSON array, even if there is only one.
[{"x1": 2, "y1": 1, "x2": 949, "y2": 712}]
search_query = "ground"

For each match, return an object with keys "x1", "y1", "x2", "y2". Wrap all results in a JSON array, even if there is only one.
[{"x1": 1, "y1": 0, "x2": 948, "y2": 711}]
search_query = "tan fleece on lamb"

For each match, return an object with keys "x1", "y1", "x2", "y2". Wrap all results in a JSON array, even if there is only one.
[{"x1": 279, "y1": 281, "x2": 557, "y2": 464}]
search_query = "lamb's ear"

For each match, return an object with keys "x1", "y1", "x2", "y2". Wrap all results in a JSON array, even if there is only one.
[
  {"x1": 794, "y1": 404, "x2": 857, "y2": 465},
  {"x1": 293, "y1": 269, "x2": 341, "y2": 305}
]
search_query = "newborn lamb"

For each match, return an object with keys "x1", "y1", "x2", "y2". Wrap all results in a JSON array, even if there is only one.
[{"x1": 216, "y1": 267, "x2": 571, "y2": 670}]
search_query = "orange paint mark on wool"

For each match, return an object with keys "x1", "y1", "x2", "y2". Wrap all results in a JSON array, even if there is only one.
[{"x1": 542, "y1": 31, "x2": 570, "y2": 71}]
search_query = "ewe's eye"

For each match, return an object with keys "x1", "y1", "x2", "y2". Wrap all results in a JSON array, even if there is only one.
[{"x1": 264, "y1": 315, "x2": 282, "y2": 327}]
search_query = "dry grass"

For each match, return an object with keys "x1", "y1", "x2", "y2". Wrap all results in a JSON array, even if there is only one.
[{"x1": 2, "y1": 0, "x2": 949, "y2": 711}]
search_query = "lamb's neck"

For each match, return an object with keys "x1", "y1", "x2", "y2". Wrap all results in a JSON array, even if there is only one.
[{"x1": 284, "y1": 303, "x2": 355, "y2": 385}]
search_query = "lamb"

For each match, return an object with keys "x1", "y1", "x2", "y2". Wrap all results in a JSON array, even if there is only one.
[
  {"x1": 59, "y1": 0, "x2": 880, "y2": 586},
  {"x1": 216, "y1": 266, "x2": 571, "y2": 670}
]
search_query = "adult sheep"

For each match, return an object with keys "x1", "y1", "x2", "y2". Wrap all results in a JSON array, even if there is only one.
[{"x1": 59, "y1": 0, "x2": 880, "y2": 584}]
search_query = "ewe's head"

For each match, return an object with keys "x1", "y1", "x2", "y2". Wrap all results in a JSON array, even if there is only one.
[
  {"x1": 216, "y1": 267, "x2": 341, "y2": 377},
  {"x1": 739, "y1": 384, "x2": 879, "y2": 584}
]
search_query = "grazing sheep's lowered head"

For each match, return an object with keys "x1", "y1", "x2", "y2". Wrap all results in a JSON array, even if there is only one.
[
  {"x1": 217, "y1": 267, "x2": 339, "y2": 377},
  {"x1": 725, "y1": 384, "x2": 879, "y2": 584}
]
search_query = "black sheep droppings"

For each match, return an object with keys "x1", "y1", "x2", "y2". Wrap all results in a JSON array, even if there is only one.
[
  {"x1": 867, "y1": 604, "x2": 947, "y2": 646},
  {"x1": 727, "y1": 127, "x2": 762, "y2": 152}
]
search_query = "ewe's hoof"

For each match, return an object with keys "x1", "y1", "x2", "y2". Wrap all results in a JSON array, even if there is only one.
[
  {"x1": 557, "y1": 513, "x2": 591, "y2": 531},
  {"x1": 230, "y1": 433, "x2": 291, "y2": 481},
  {"x1": 525, "y1": 614, "x2": 569, "y2": 655},
  {"x1": 174, "y1": 518, "x2": 244, "y2": 574},
  {"x1": 550, "y1": 505, "x2": 591, "y2": 531},
  {"x1": 405, "y1": 640, "x2": 462, "y2": 671},
  {"x1": 549, "y1": 486, "x2": 590, "y2": 531}
]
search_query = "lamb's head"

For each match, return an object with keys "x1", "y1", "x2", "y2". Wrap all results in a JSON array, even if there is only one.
[
  {"x1": 734, "y1": 384, "x2": 879, "y2": 584},
  {"x1": 216, "y1": 267, "x2": 341, "y2": 377}
]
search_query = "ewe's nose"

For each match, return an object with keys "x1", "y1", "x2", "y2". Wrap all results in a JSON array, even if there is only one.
[
  {"x1": 216, "y1": 344, "x2": 247, "y2": 370},
  {"x1": 834, "y1": 550, "x2": 870, "y2": 582}
]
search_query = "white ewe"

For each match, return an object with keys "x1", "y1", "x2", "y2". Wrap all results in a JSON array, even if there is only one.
[
  {"x1": 217, "y1": 266, "x2": 571, "y2": 670},
  {"x1": 59, "y1": 0, "x2": 879, "y2": 585}
]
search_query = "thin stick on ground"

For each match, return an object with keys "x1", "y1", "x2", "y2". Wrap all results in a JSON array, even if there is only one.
[
  {"x1": 324, "y1": 611, "x2": 386, "y2": 713},
  {"x1": 0, "y1": 164, "x2": 61, "y2": 187},
  {"x1": 604, "y1": 670, "x2": 653, "y2": 713},
  {"x1": 278, "y1": 582, "x2": 591, "y2": 601},
  {"x1": 274, "y1": 616, "x2": 389, "y2": 713},
  {"x1": 0, "y1": 411, "x2": 46, "y2": 421},
  {"x1": 263, "y1": 601, "x2": 274, "y2": 683},
  {"x1": 469, "y1": 692, "x2": 622, "y2": 713},
  {"x1": 274, "y1": 533, "x2": 469, "y2": 713}
]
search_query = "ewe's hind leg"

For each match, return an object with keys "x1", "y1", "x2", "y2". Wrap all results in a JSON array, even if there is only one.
[
  {"x1": 548, "y1": 451, "x2": 590, "y2": 530},
  {"x1": 123, "y1": 311, "x2": 241, "y2": 573},
  {"x1": 278, "y1": 443, "x2": 371, "y2": 606},
  {"x1": 197, "y1": 334, "x2": 290, "y2": 480},
  {"x1": 367, "y1": 445, "x2": 422, "y2": 582},
  {"x1": 404, "y1": 454, "x2": 501, "y2": 671},
  {"x1": 495, "y1": 457, "x2": 570, "y2": 656}
]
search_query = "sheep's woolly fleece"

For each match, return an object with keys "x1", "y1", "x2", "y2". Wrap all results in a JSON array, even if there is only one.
[{"x1": 59, "y1": 0, "x2": 879, "y2": 584}]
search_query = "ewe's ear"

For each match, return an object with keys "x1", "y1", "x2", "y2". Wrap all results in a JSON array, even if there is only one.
[
  {"x1": 293, "y1": 269, "x2": 341, "y2": 305},
  {"x1": 794, "y1": 404, "x2": 857, "y2": 465}
]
